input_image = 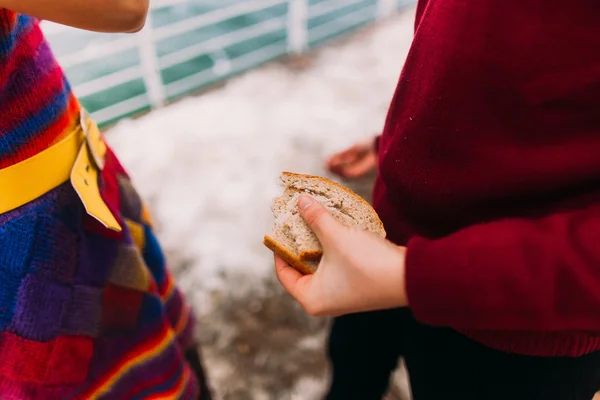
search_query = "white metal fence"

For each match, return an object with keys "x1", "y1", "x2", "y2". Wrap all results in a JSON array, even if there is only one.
[{"x1": 43, "y1": 0, "x2": 414, "y2": 126}]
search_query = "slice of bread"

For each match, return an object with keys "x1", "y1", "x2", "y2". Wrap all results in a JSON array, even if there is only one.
[{"x1": 264, "y1": 172, "x2": 386, "y2": 274}]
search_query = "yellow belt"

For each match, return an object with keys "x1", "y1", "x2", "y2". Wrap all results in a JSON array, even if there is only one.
[{"x1": 0, "y1": 108, "x2": 122, "y2": 232}]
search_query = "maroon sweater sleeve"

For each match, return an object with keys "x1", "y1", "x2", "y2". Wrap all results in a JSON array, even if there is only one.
[
  {"x1": 406, "y1": 202, "x2": 600, "y2": 332},
  {"x1": 373, "y1": 135, "x2": 381, "y2": 153}
]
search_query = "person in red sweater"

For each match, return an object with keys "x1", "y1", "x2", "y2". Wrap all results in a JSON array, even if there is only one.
[{"x1": 275, "y1": 0, "x2": 600, "y2": 398}]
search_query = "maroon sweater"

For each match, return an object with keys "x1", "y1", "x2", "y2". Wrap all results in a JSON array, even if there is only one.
[{"x1": 373, "y1": 0, "x2": 600, "y2": 357}]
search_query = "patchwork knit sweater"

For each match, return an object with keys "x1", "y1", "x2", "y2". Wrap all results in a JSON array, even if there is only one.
[{"x1": 0, "y1": 10, "x2": 200, "y2": 399}]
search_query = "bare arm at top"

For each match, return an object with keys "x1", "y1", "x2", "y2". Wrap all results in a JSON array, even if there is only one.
[{"x1": 0, "y1": 0, "x2": 149, "y2": 33}]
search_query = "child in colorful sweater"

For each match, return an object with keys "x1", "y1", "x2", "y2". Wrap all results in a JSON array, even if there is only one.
[{"x1": 0, "y1": 1, "x2": 212, "y2": 399}]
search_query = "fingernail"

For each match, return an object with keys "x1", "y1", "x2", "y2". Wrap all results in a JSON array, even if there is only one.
[{"x1": 298, "y1": 196, "x2": 314, "y2": 210}]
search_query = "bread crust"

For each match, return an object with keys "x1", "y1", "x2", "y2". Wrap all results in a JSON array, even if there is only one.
[
  {"x1": 265, "y1": 172, "x2": 385, "y2": 275},
  {"x1": 281, "y1": 172, "x2": 386, "y2": 236},
  {"x1": 263, "y1": 234, "x2": 318, "y2": 274},
  {"x1": 299, "y1": 250, "x2": 322, "y2": 261}
]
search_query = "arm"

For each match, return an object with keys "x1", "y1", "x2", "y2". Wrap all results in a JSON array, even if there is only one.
[
  {"x1": 272, "y1": 192, "x2": 600, "y2": 331},
  {"x1": 0, "y1": 0, "x2": 149, "y2": 33},
  {"x1": 406, "y1": 200, "x2": 600, "y2": 331}
]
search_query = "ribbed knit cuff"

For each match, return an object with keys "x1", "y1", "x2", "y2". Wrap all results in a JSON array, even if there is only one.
[{"x1": 406, "y1": 236, "x2": 600, "y2": 356}]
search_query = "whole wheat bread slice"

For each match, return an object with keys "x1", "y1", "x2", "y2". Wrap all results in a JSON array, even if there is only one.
[{"x1": 264, "y1": 172, "x2": 386, "y2": 274}]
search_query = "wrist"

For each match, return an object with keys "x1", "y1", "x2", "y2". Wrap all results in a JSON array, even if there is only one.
[
  {"x1": 395, "y1": 245, "x2": 408, "y2": 306},
  {"x1": 379, "y1": 244, "x2": 407, "y2": 309}
]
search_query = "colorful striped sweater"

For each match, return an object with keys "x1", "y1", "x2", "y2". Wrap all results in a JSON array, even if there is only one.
[{"x1": 0, "y1": 9, "x2": 201, "y2": 399}]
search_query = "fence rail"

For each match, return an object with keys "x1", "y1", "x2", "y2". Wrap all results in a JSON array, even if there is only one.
[{"x1": 43, "y1": 0, "x2": 414, "y2": 126}]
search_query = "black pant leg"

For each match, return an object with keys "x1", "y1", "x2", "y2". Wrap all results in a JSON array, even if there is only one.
[
  {"x1": 184, "y1": 346, "x2": 213, "y2": 400},
  {"x1": 325, "y1": 308, "x2": 408, "y2": 400},
  {"x1": 402, "y1": 311, "x2": 600, "y2": 400}
]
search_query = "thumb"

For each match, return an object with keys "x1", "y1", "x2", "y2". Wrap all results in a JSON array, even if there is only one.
[{"x1": 298, "y1": 195, "x2": 341, "y2": 243}]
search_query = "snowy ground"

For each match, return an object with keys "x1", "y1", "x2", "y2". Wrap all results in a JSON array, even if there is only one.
[{"x1": 106, "y1": 8, "x2": 415, "y2": 400}]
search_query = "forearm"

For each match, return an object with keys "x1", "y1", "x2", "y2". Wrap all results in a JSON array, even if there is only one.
[
  {"x1": 0, "y1": 0, "x2": 149, "y2": 33},
  {"x1": 405, "y1": 202, "x2": 600, "y2": 331}
]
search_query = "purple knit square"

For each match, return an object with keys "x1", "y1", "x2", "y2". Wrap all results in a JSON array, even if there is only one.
[
  {"x1": 62, "y1": 285, "x2": 102, "y2": 337},
  {"x1": 9, "y1": 274, "x2": 71, "y2": 341},
  {"x1": 43, "y1": 184, "x2": 84, "y2": 234},
  {"x1": 76, "y1": 230, "x2": 118, "y2": 287},
  {"x1": 30, "y1": 215, "x2": 77, "y2": 283}
]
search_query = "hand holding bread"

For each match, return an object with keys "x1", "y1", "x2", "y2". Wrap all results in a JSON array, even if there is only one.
[{"x1": 265, "y1": 172, "x2": 407, "y2": 316}]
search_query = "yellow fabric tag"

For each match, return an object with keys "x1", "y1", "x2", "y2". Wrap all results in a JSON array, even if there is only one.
[
  {"x1": 0, "y1": 106, "x2": 122, "y2": 234},
  {"x1": 80, "y1": 108, "x2": 107, "y2": 170},
  {"x1": 71, "y1": 143, "x2": 122, "y2": 232}
]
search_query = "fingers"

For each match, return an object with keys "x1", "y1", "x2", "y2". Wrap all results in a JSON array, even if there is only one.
[
  {"x1": 340, "y1": 151, "x2": 378, "y2": 179},
  {"x1": 326, "y1": 143, "x2": 376, "y2": 178},
  {"x1": 274, "y1": 255, "x2": 324, "y2": 316},
  {"x1": 326, "y1": 145, "x2": 360, "y2": 170},
  {"x1": 328, "y1": 145, "x2": 359, "y2": 164},
  {"x1": 274, "y1": 255, "x2": 303, "y2": 291},
  {"x1": 274, "y1": 255, "x2": 310, "y2": 303},
  {"x1": 297, "y1": 196, "x2": 341, "y2": 243}
]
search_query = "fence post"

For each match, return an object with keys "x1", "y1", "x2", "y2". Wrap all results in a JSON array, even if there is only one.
[
  {"x1": 138, "y1": 12, "x2": 166, "y2": 108},
  {"x1": 376, "y1": 0, "x2": 397, "y2": 20},
  {"x1": 287, "y1": 0, "x2": 308, "y2": 54}
]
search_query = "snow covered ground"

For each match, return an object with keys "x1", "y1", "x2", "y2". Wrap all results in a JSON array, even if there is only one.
[{"x1": 106, "y1": 7, "x2": 415, "y2": 399}]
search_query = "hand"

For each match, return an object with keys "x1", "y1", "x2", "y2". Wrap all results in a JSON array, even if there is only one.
[
  {"x1": 326, "y1": 137, "x2": 378, "y2": 179},
  {"x1": 274, "y1": 196, "x2": 408, "y2": 317}
]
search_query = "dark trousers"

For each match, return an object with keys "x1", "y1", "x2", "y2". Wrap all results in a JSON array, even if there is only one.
[
  {"x1": 184, "y1": 347, "x2": 213, "y2": 400},
  {"x1": 326, "y1": 308, "x2": 600, "y2": 400}
]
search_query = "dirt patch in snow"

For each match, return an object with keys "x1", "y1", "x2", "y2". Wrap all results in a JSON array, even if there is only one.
[{"x1": 194, "y1": 275, "x2": 329, "y2": 400}]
